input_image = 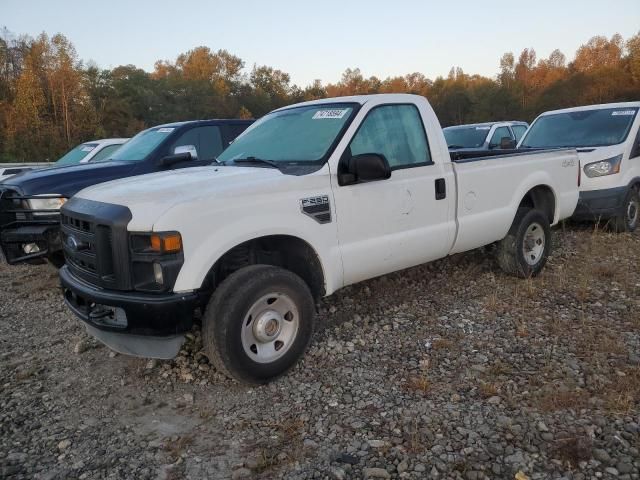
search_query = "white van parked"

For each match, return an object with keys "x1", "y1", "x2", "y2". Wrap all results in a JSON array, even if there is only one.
[{"x1": 518, "y1": 102, "x2": 640, "y2": 231}]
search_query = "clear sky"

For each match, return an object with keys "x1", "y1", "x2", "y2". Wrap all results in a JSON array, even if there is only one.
[{"x1": 3, "y1": 0, "x2": 639, "y2": 86}]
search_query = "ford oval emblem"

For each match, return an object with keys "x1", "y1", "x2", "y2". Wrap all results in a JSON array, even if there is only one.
[{"x1": 66, "y1": 235, "x2": 80, "y2": 251}]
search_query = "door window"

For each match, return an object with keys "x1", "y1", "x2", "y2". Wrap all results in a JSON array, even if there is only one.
[
  {"x1": 171, "y1": 126, "x2": 223, "y2": 161},
  {"x1": 490, "y1": 126, "x2": 513, "y2": 147},
  {"x1": 512, "y1": 125, "x2": 528, "y2": 142},
  {"x1": 349, "y1": 104, "x2": 431, "y2": 169},
  {"x1": 90, "y1": 144, "x2": 122, "y2": 162}
]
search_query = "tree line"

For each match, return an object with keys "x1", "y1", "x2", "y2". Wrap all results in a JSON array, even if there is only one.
[{"x1": 0, "y1": 27, "x2": 639, "y2": 162}]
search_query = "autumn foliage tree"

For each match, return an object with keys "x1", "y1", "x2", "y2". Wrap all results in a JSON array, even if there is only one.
[{"x1": 0, "y1": 28, "x2": 638, "y2": 162}]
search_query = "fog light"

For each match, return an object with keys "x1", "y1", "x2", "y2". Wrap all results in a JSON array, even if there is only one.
[
  {"x1": 22, "y1": 243, "x2": 40, "y2": 254},
  {"x1": 153, "y1": 263, "x2": 164, "y2": 285}
]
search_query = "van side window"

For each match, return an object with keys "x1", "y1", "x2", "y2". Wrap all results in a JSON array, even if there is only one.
[
  {"x1": 171, "y1": 126, "x2": 223, "y2": 161},
  {"x1": 349, "y1": 104, "x2": 431, "y2": 169}
]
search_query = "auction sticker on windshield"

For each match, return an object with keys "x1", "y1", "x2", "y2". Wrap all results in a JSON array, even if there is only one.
[
  {"x1": 81, "y1": 146, "x2": 95, "y2": 152},
  {"x1": 611, "y1": 110, "x2": 636, "y2": 116},
  {"x1": 313, "y1": 109, "x2": 349, "y2": 120},
  {"x1": 475, "y1": 126, "x2": 491, "y2": 130},
  {"x1": 157, "y1": 127, "x2": 175, "y2": 133}
]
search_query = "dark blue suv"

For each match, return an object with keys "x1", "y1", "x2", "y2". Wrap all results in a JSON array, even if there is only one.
[{"x1": 0, "y1": 119, "x2": 253, "y2": 266}]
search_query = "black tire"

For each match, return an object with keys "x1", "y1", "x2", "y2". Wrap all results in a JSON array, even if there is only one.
[
  {"x1": 202, "y1": 264, "x2": 315, "y2": 384},
  {"x1": 47, "y1": 252, "x2": 65, "y2": 269},
  {"x1": 496, "y1": 208, "x2": 551, "y2": 278},
  {"x1": 613, "y1": 186, "x2": 639, "y2": 233}
]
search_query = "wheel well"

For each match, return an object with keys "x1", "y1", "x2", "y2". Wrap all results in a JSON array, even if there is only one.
[
  {"x1": 201, "y1": 235, "x2": 325, "y2": 303},
  {"x1": 518, "y1": 186, "x2": 555, "y2": 224}
]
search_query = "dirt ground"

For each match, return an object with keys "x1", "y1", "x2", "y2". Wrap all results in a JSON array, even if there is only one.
[{"x1": 1, "y1": 225, "x2": 639, "y2": 479}]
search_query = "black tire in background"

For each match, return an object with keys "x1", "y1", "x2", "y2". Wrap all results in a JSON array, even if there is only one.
[
  {"x1": 47, "y1": 252, "x2": 66, "y2": 269},
  {"x1": 202, "y1": 264, "x2": 315, "y2": 384},
  {"x1": 496, "y1": 208, "x2": 551, "y2": 278},
  {"x1": 614, "y1": 186, "x2": 639, "y2": 233}
]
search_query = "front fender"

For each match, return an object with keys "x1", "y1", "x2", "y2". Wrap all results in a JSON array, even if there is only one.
[{"x1": 154, "y1": 204, "x2": 343, "y2": 296}]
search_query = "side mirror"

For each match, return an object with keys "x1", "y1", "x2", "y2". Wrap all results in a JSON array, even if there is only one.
[
  {"x1": 174, "y1": 144, "x2": 198, "y2": 159},
  {"x1": 159, "y1": 145, "x2": 198, "y2": 167},
  {"x1": 159, "y1": 152, "x2": 192, "y2": 167},
  {"x1": 499, "y1": 137, "x2": 516, "y2": 149},
  {"x1": 338, "y1": 153, "x2": 391, "y2": 186}
]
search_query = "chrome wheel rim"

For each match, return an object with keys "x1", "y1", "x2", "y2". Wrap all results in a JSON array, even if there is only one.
[
  {"x1": 522, "y1": 222, "x2": 545, "y2": 266},
  {"x1": 241, "y1": 293, "x2": 299, "y2": 363}
]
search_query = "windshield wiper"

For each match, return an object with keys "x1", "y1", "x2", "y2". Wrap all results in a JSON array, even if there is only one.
[
  {"x1": 232, "y1": 157, "x2": 281, "y2": 169},
  {"x1": 447, "y1": 144, "x2": 465, "y2": 149}
]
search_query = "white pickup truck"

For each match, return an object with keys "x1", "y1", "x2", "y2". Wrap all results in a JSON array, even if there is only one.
[{"x1": 59, "y1": 94, "x2": 580, "y2": 383}]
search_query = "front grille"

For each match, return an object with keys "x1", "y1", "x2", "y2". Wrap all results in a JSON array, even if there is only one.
[
  {"x1": 0, "y1": 188, "x2": 21, "y2": 229},
  {"x1": 60, "y1": 198, "x2": 133, "y2": 290},
  {"x1": 0, "y1": 188, "x2": 62, "y2": 228}
]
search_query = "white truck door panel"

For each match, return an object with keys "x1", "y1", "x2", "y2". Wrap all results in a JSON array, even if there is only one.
[{"x1": 330, "y1": 103, "x2": 455, "y2": 286}]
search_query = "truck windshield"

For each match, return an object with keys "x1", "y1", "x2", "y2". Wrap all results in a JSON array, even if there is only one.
[
  {"x1": 520, "y1": 107, "x2": 639, "y2": 148},
  {"x1": 218, "y1": 104, "x2": 356, "y2": 164},
  {"x1": 443, "y1": 126, "x2": 490, "y2": 149},
  {"x1": 55, "y1": 143, "x2": 98, "y2": 165},
  {"x1": 110, "y1": 127, "x2": 175, "y2": 162}
]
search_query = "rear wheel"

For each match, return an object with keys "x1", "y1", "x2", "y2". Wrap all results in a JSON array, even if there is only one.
[
  {"x1": 202, "y1": 264, "x2": 315, "y2": 384},
  {"x1": 497, "y1": 208, "x2": 551, "y2": 278},
  {"x1": 613, "y1": 186, "x2": 639, "y2": 233}
]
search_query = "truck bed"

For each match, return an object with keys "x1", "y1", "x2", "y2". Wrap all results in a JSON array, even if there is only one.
[{"x1": 449, "y1": 148, "x2": 580, "y2": 254}]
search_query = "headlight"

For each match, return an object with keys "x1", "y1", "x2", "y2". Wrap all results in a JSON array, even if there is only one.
[
  {"x1": 583, "y1": 154, "x2": 623, "y2": 178},
  {"x1": 27, "y1": 195, "x2": 67, "y2": 216},
  {"x1": 130, "y1": 232, "x2": 183, "y2": 292}
]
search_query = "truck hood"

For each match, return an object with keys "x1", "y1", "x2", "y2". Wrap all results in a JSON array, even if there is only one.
[
  {"x1": 75, "y1": 166, "x2": 290, "y2": 230},
  {"x1": 1, "y1": 161, "x2": 138, "y2": 197}
]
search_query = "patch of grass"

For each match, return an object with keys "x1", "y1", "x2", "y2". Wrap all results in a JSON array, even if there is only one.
[
  {"x1": 478, "y1": 382, "x2": 499, "y2": 398},
  {"x1": 252, "y1": 417, "x2": 305, "y2": 474},
  {"x1": 405, "y1": 375, "x2": 431, "y2": 394},
  {"x1": 604, "y1": 368, "x2": 640, "y2": 414},
  {"x1": 535, "y1": 389, "x2": 587, "y2": 412},
  {"x1": 164, "y1": 434, "x2": 194, "y2": 461},
  {"x1": 432, "y1": 338, "x2": 455, "y2": 351},
  {"x1": 553, "y1": 435, "x2": 593, "y2": 467}
]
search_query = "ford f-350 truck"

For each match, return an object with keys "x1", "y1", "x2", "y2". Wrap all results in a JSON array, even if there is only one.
[{"x1": 59, "y1": 94, "x2": 580, "y2": 384}]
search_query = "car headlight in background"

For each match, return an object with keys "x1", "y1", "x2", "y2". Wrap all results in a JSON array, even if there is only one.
[
  {"x1": 583, "y1": 154, "x2": 623, "y2": 178},
  {"x1": 27, "y1": 195, "x2": 67, "y2": 216}
]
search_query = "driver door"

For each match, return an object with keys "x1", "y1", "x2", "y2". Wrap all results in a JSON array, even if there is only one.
[{"x1": 332, "y1": 103, "x2": 455, "y2": 286}]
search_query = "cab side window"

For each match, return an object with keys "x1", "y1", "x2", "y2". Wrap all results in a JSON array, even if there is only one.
[
  {"x1": 490, "y1": 126, "x2": 513, "y2": 147},
  {"x1": 349, "y1": 104, "x2": 431, "y2": 169},
  {"x1": 171, "y1": 126, "x2": 223, "y2": 161},
  {"x1": 90, "y1": 144, "x2": 122, "y2": 162},
  {"x1": 512, "y1": 125, "x2": 528, "y2": 142}
]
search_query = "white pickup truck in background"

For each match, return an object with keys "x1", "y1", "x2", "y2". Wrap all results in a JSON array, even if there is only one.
[
  {"x1": 59, "y1": 94, "x2": 580, "y2": 384},
  {"x1": 519, "y1": 102, "x2": 640, "y2": 231}
]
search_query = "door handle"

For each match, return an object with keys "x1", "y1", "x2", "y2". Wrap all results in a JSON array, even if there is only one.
[{"x1": 435, "y1": 178, "x2": 446, "y2": 200}]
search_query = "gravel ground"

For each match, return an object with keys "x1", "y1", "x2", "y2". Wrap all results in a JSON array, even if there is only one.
[{"x1": 1, "y1": 226, "x2": 639, "y2": 480}]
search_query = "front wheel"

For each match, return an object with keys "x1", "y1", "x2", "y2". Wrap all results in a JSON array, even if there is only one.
[
  {"x1": 202, "y1": 265, "x2": 315, "y2": 384},
  {"x1": 496, "y1": 208, "x2": 551, "y2": 278},
  {"x1": 614, "y1": 186, "x2": 639, "y2": 233}
]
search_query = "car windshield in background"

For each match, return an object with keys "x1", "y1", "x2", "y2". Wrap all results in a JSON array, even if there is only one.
[
  {"x1": 521, "y1": 107, "x2": 639, "y2": 148},
  {"x1": 443, "y1": 126, "x2": 490, "y2": 149},
  {"x1": 109, "y1": 127, "x2": 175, "y2": 162},
  {"x1": 55, "y1": 143, "x2": 98, "y2": 165},
  {"x1": 217, "y1": 104, "x2": 356, "y2": 164}
]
